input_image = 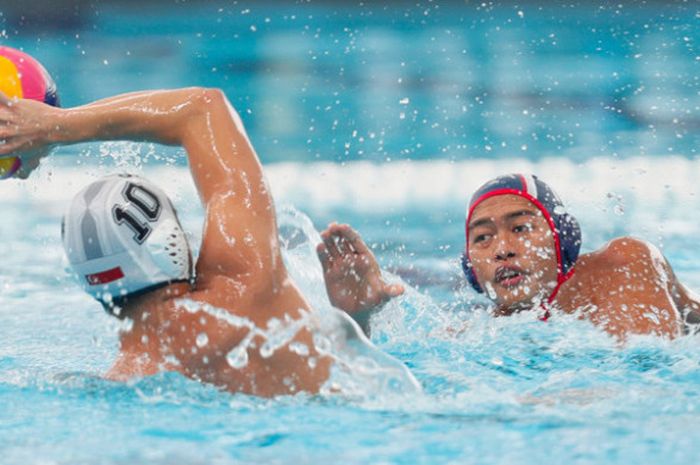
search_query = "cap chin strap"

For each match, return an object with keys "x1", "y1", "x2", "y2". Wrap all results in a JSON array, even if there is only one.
[{"x1": 539, "y1": 267, "x2": 576, "y2": 321}]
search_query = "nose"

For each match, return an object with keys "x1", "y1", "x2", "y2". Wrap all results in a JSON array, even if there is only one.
[
  {"x1": 494, "y1": 234, "x2": 517, "y2": 261},
  {"x1": 495, "y1": 250, "x2": 516, "y2": 261}
]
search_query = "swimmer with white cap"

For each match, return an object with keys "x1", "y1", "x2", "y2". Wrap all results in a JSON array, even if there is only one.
[
  {"x1": 318, "y1": 174, "x2": 700, "y2": 340},
  {"x1": 0, "y1": 89, "x2": 419, "y2": 396}
]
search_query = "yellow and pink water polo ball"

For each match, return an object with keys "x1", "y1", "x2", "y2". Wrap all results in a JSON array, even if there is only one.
[{"x1": 0, "y1": 46, "x2": 60, "y2": 179}]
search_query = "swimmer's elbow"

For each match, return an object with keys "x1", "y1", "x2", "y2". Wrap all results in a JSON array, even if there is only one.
[
  {"x1": 189, "y1": 87, "x2": 229, "y2": 112},
  {"x1": 166, "y1": 87, "x2": 226, "y2": 119},
  {"x1": 185, "y1": 87, "x2": 242, "y2": 131},
  {"x1": 174, "y1": 87, "x2": 240, "y2": 145}
]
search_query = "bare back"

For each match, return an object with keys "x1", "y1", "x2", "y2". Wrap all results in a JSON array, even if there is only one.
[{"x1": 108, "y1": 283, "x2": 330, "y2": 396}]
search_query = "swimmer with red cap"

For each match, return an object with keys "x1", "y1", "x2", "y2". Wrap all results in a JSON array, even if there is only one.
[{"x1": 318, "y1": 174, "x2": 700, "y2": 340}]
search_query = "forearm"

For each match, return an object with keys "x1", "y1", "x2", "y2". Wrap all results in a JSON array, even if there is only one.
[
  {"x1": 50, "y1": 88, "x2": 210, "y2": 147},
  {"x1": 46, "y1": 87, "x2": 264, "y2": 204},
  {"x1": 2, "y1": 86, "x2": 266, "y2": 203}
]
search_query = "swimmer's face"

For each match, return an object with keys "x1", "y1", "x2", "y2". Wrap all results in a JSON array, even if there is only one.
[{"x1": 468, "y1": 195, "x2": 558, "y2": 313}]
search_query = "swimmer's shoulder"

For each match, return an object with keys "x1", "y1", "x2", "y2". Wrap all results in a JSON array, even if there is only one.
[
  {"x1": 583, "y1": 236, "x2": 659, "y2": 270},
  {"x1": 557, "y1": 237, "x2": 656, "y2": 296}
]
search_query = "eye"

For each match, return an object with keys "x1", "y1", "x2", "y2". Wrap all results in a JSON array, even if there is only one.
[
  {"x1": 472, "y1": 233, "x2": 492, "y2": 244},
  {"x1": 513, "y1": 223, "x2": 533, "y2": 233}
]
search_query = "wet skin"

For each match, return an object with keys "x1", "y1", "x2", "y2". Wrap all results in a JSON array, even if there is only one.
[
  {"x1": 316, "y1": 223, "x2": 404, "y2": 336},
  {"x1": 0, "y1": 88, "x2": 332, "y2": 396},
  {"x1": 467, "y1": 195, "x2": 559, "y2": 314},
  {"x1": 321, "y1": 196, "x2": 700, "y2": 341}
]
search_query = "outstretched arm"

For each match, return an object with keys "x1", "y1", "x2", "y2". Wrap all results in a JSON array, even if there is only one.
[
  {"x1": 317, "y1": 223, "x2": 404, "y2": 336},
  {"x1": 0, "y1": 88, "x2": 260, "y2": 202},
  {"x1": 0, "y1": 88, "x2": 284, "y2": 286}
]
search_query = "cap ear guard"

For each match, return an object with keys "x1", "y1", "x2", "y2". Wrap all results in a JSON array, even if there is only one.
[
  {"x1": 461, "y1": 252, "x2": 483, "y2": 294},
  {"x1": 556, "y1": 212, "x2": 582, "y2": 275},
  {"x1": 146, "y1": 217, "x2": 193, "y2": 282}
]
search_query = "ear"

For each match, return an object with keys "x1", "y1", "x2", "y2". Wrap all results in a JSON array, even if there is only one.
[
  {"x1": 461, "y1": 252, "x2": 484, "y2": 294},
  {"x1": 558, "y1": 213, "x2": 582, "y2": 274},
  {"x1": 460, "y1": 252, "x2": 470, "y2": 276}
]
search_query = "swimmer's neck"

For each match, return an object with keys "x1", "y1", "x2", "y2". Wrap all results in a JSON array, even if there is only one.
[{"x1": 118, "y1": 281, "x2": 192, "y2": 322}]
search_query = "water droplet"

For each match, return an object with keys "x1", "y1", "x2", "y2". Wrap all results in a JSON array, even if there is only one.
[
  {"x1": 226, "y1": 346, "x2": 249, "y2": 369},
  {"x1": 484, "y1": 282, "x2": 497, "y2": 300},
  {"x1": 289, "y1": 342, "x2": 309, "y2": 356},
  {"x1": 313, "y1": 334, "x2": 332, "y2": 353},
  {"x1": 260, "y1": 342, "x2": 274, "y2": 358},
  {"x1": 196, "y1": 332, "x2": 209, "y2": 348}
]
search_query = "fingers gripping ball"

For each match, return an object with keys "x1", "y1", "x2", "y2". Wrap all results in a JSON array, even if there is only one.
[
  {"x1": 0, "y1": 158, "x2": 21, "y2": 178},
  {"x1": 0, "y1": 46, "x2": 60, "y2": 179}
]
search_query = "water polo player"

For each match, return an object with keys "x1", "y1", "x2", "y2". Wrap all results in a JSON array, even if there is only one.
[
  {"x1": 318, "y1": 174, "x2": 700, "y2": 340},
  {"x1": 0, "y1": 87, "x2": 418, "y2": 396}
]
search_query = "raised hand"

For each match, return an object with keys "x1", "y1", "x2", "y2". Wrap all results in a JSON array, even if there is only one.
[{"x1": 316, "y1": 223, "x2": 404, "y2": 330}]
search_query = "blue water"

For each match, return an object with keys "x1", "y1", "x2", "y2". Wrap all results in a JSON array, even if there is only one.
[{"x1": 3, "y1": 1, "x2": 700, "y2": 464}]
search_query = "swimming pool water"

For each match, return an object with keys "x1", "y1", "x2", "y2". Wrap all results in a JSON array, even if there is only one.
[{"x1": 3, "y1": 2, "x2": 700, "y2": 464}]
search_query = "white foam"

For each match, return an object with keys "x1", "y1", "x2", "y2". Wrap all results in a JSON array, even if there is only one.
[
  {"x1": 4, "y1": 156, "x2": 700, "y2": 217},
  {"x1": 271, "y1": 156, "x2": 700, "y2": 216}
]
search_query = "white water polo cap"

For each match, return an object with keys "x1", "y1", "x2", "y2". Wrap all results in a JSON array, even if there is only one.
[{"x1": 62, "y1": 174, "x2": 193, "y2": 305}]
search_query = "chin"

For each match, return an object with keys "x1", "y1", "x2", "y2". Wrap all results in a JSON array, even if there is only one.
[
  {"x1": 495, "y1": 288, "x2": 545, "y2": 313},
  {"x1": 498, "y1": 298, "x2": 536, "y2": 314}
]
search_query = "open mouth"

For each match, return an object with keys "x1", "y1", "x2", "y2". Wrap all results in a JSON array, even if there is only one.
[{"x1": 494, "y1": 266, "x2": 526, "y2": 288}]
